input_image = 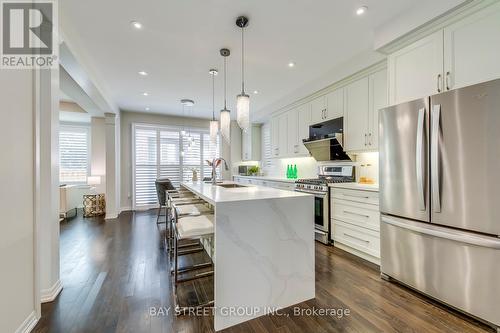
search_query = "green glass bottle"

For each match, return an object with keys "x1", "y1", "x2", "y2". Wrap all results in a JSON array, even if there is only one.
[
  {"x1": 286, "y1": 164, "x2": 290, "y2": 179},
  {"x1": 293, "y1": 164, "x2": 298, "y2": 179}
]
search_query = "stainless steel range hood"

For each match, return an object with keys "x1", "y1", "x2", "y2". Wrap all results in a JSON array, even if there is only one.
[{"x1": 303, "y1": 133, "x2": 351, "y2": 162}]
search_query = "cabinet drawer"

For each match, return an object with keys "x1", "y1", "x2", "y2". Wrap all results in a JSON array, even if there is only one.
[
  {"x1": 331, "y1": 188, "x2": 379, "y2": 205},
  {"x1": 332, "y1": 199, "x2": 380, "y2": 231},
  {"x1": 332, "y1": 220, "x2": 380, "y2": 258}
]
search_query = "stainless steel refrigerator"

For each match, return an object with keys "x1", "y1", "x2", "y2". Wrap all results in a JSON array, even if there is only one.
[{"x1": 379, "y1": 79, "x2": 500, "y2": 330}]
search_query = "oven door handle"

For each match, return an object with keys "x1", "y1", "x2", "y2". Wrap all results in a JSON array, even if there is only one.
[{"x1": 295, "y1": 189, "x2": 327, "y2": 196}]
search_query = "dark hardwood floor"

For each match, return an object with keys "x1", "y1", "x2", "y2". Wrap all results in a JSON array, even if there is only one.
[{"x1": 33, "y1": 210, "x2": 492, "y2": 333}]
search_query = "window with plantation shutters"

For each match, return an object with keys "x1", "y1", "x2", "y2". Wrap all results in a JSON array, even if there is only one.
[
  {"x1": 59, "y1": 125, "x2": 90, "y2": 183},
  {"x1": 134, "y1": 128, "x2": 158, "y2": 207},
  {"x1": 160, "y1": 130, "x2": 181, "y2": 187},
  {"x1": 132, "y1": 124, "x2": 220, "y2": 209}
]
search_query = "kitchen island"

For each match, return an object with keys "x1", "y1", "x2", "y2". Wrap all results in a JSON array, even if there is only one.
[{"x1": 180, "y1": 181, "x2": 315, "y2": 331}]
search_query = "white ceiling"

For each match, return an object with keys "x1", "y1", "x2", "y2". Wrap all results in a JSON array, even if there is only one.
[{"x1": 60, "y1": 0, "x2": 424, "y2": 120}]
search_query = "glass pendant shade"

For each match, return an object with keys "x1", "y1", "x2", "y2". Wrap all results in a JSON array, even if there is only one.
[
  {"x1": 236, "y1": 94, "x2": 250, "y2": 132},
  {"x1": 210, "y1": 119, "x2": 219, "y2": 143},
  {"x1": 220, "y1": 109, "x2": 231, "y2": 143}
]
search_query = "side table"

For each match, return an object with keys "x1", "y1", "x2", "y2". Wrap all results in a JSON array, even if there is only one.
[{"x1": 83, "y1": 193, "x2": 106, "y2": 217}]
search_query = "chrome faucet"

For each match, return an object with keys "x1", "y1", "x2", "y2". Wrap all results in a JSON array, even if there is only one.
[{"x1": 211, "y1": 157, "x2": 229, "y2": 184}]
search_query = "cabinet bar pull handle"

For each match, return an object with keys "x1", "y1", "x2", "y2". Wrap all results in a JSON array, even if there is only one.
[
  {"x1": 437, "y1": 74, "x2": 442, "y2": 93},
  {"x1": 445, "y1": 71, "x2": 451, "y2": 91},
  {"x1": 343, "y1": 210, "x2": 370, "y2": 218},
  {"x1": 342, "y1": 193, "x2": 370, "y2": 199},
  {"x1": 344, "y1": 233, "x2": 370, "y2": 243}
]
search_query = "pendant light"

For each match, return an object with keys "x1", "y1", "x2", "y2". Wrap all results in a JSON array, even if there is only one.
[
  {"x1": 180, "y1": 99, "x2": 194, "y2": 156},
  {"x1": 236, "y1": 16, "x2": 250, "y2": 133},
  {"x1": 209, "y1": 69, "x2": 219, "y2": 144},
  {"x1": 219, "y1": 48, "x2": 231, "y2": 143}
]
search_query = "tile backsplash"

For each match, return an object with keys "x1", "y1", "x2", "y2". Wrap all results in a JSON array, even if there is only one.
[{"x1": 260, "y1": 152, "x2": 379, "y2": 183}]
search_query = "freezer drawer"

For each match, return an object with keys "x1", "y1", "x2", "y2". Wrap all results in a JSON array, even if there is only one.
[{"x1": 381, "y1": 215, "x2": 500, "y2": 327}]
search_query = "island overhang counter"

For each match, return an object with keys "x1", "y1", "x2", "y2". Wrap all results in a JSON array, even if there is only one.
[{"x1": 179, "y1": 181, "x2": 315, "y2": 331}]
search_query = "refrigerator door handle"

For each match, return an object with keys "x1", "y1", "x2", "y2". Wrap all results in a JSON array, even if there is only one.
[
  {"x1": 381, "y1": 215, "x2": 500, "y2": 249},
  {"x1": 431, "y1": 104, "x2": 441, "y2": 213},
  {"x1": 416, "y1": 107, "x2": 426, "y2": 211}
]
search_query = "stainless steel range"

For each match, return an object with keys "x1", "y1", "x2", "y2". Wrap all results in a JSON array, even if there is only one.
[{"x1": 295, "y1": 164, "x2": 354, "y2": 244}]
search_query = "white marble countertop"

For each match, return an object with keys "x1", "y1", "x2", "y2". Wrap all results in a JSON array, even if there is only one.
[
  {"x1": 232, "y1": 175, "x2": 296, "y2": 183},
  {"x1": 329, "y1": 182, "x2": 379, "y2": 192},
  {"x1": 181, "y1": 181, "x2": 310, "y2": 205}
]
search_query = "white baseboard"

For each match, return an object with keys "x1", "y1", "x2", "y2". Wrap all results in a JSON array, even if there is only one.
[
  {"x1": 15, "y1": 311, "x2": 38, "y2": 333},
  {"x1": 334, "y1": 243, "x2": 381, "y2": 266},
  {"x1": 120, "y1": 206, "x2": 132, "y2": 212},
  {"x1": 40, "y1": 279, "x2": 62, "y2": 303},
  {"x1": 105, "y1": 213, "x2": 118, "y2": 220}
]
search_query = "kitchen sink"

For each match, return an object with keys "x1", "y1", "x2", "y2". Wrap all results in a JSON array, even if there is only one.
[{"x1": 216, "y1": 183, "x2": 247, "y2": 188}]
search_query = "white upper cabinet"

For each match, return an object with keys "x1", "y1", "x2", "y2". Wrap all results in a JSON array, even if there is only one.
[
  {"x1": 287, "y1": 108, "x2": 298, "y2": 156},
  {"x1": 310, "y1": 95, "x2": 326, "y2": 125},
  {"x1": 388, "y1": 31, "x2": 444, "y2": 105},
  {"x1": 271, "y1": 116, "x2": 280, "y2": 157},
  {"x1": 345, "y1": 69, "x2": 387, "y2": 152},
  {"x1": 297, "y1": 104, "x2": 311, "y2": 155},
  {"x1": 444, "y1": 2, "x2": 500, "y2": 91},
  {"x1": 241, "y1": 125, "x2": 261, "y2": 161},
  {"x1": 287, "y1": 103, "x2": 311, "y2": 156},
  {"x1": 277, "y1": 112, "x2": 288, "y2": 158},
  {"x1": 325, "y1": 88, "x2": 344, "y2": 121},
  {"x1": 388, "y1": 2, "x2": 500, "y2": 105},
  {"x1": 368, "y1": 69, "x2": 388, "y2": 149},
  {"x1": 345, "y1": 77, "x2": 370, "y2": 152}
]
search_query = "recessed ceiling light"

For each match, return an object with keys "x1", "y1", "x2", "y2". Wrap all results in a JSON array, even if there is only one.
[
  {"x1": 180, "y1": 99, "x2": 195, "y2": 106},
  {"x1": 131, "y1": 21, "x2": 143, "y2": 29},
  {"x1": 356, "y1": 6, "x2": 368, "y2": 16},
  {"x1": 288, "y1": 62, "x2": 295, "y2": 68},
  {"x1": 138, "y1": 71, "x2": 148, "y2": 76},
  {"x1": 145, "y1": 107, "x2": 150, "y2": 111},
  {"x1": 253, "y1": 90, "x2": 259, "y2": 94},
  {"x1": 142, "y1": 92, "x2": 149, "y2": 96}
]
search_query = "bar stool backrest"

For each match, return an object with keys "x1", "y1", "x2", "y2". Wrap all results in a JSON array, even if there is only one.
[{"x1": 155, "y1": 178, "x2": 176, "y2": 206}]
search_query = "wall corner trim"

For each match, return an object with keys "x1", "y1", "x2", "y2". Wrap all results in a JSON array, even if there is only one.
[
  {"x1": 40, "y1": 279, "x2": 63, "y2": 303},
  {"x1": 15, "y1": 311, "x2": 39, "y2": 333}
]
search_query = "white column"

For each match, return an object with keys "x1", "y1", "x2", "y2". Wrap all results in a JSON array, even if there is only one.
[
  {"x1": 105, "y1": 112, "x2": 119, "y2": 219},
  {"x1": 38, "y1": 67, "x2": 62, "y2": 303},
  {"x1": 90, "y1": 117, "x2": 106, "y2": 194}
]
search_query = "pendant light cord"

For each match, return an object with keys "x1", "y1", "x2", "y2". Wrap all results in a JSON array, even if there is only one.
[
  {"x1": 212, "y1": 73, "x2": 215, "y2": 120},
  {"x1": 241, "y1": 27, "x2": 245, "y2": 93},
  {"x1": 223, "y1": 56, "x2": 227, "y2": 110}
]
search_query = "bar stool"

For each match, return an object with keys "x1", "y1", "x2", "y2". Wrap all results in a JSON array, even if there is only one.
[
  {"x1": 165, "y1": 191, "x2": 205, "y2": 253},
  {"x1": 169, "y1": 202, "x2": 213, "y2": 257},
  {"x1": 154, "y1": 178, "x2": 176, "y2": 224},
  {"x1": 172, "y1": 212, "x2": 215, "y2": 313}
]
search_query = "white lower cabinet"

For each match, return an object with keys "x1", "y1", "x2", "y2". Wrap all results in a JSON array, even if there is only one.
[{"x1": 331, "y1": 187, "x2": 380, "y2": 264}]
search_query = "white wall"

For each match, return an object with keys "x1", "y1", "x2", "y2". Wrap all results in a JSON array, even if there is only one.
[
  {"x1": 119, "y1": 111, "x2": 233, "y2": 210},
  {"x1": 0, "y1": 70, "x2": 37, "y2": 332}
]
